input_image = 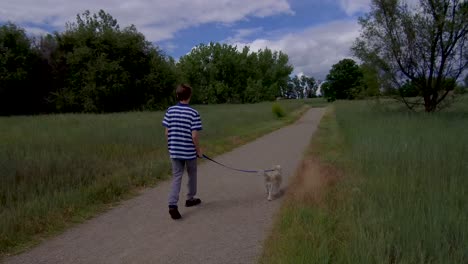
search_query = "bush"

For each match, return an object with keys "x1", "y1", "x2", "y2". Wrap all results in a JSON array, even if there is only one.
[
  {"x1": 272, "y1": 103, "x2": 286, "y2": 118},
  {"x1": 454, "y1": 85, "x2": 466, "y2": 95}
]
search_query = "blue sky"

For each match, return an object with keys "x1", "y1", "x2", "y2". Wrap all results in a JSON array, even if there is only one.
[{"x1": 0, "y1": 0, "x2": 371, "y2": 79}]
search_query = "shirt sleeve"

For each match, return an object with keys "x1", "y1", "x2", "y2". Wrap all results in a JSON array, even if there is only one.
[
  {"x1": 162, "y1": 111, "x2": 169, "y2": 128},
  {"x1": 191, "y1": 113, "x2": 202, "y2": 131}
]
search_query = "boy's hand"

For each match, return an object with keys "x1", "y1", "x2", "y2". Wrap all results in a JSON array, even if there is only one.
[{"x1": 192, "y1": 130, "x2": 202, "y2": 158}]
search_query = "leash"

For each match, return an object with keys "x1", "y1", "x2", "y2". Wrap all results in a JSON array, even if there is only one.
[{"x1": 201, "y1": 154, "x2": 274, "y2": 174}]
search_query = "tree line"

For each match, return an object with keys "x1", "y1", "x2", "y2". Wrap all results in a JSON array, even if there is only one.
[
  {"x1": 3, "y1": 0, "x2": 466, "y2": 115},
  {"x1": 0, "y1": 10, "x2": 300, "y2": 115}
]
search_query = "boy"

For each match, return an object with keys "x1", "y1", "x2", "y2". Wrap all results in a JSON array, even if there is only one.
[{"x1": 162, "y1": 84, "x2": 202, "y2": 220}]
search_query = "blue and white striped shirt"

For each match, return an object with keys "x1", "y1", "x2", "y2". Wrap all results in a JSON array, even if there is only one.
[{"x1": 162, "y1": 103, "x2": 202, "y2": 160}]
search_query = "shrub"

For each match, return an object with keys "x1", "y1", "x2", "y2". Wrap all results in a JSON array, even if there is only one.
[
  {"x1": 272, "y1": 103, "x2": 286, "y2": 118},
  {"x1": 454, "y1": 85, "x2": 466, "y2": 95}
]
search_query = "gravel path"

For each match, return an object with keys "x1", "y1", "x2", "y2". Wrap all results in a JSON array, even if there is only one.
[{"x1": 6, "y1": 108, "x2": 325, "y2": 264}]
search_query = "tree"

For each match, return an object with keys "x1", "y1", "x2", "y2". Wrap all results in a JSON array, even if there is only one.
[
  {"x1": 454, "y1": 74, "x2": 467, "y2": 94},
  {"x1": 255, "y1": 48, "x2": 292, "y2": 101},
  {"x1": 177, "y1": 42, "x2": 292, "y2": 103},
  {"x1": 290, "y1": 75, "x2": 302, "y2": 98},
  {"x1": 177, "y1": 43, "x2": 237, "y2": 104},
  {"x1": 324, "y1": 59, "x2": 364, "y2": 101},
  {"x1": 285, "y1": 75, "x2": 318, "y2": 99},
  {"x1": 359, "y1": 63, "x2": 381, "y2": 97},
  {"x1": 399, "y1": 80, "x2": 420, "y2": 97},
  {"x1": 0, "y1": 23, "x2": 51, "y2": 115},
  {"x1": 353, "y1": 0, "x2": 468, "y2": 112},
  {"x1": 49, "y1": 10, "x2": 176, "y2": 112},
  {"x1": 303, "y1": 75, "x2": 318, "y2": 98}
]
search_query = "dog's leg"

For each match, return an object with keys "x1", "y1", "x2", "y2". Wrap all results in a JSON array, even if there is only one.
[
  {"x1": 270, "y1": 183, "x2": 276, "y2": 199},
  {"x1": 273, "y1": 183, "x2": 280, "y2": 197},
  {"x1": 267, "y1": 183, "x2": 273, "y2": 201}
]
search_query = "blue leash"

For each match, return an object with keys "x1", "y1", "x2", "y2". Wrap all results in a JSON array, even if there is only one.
[{"x1": 201, "y1": 154, "x2": 274, "y2": 174}]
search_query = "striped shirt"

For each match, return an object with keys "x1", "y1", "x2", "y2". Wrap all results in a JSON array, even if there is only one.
[{"x1": 162, "y1": 103, "x2": 202, "y2": 160}]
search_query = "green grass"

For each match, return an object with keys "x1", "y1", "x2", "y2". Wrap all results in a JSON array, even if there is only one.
[
  {"x1": 335, "y1": 99, "x2": 468, "y2": 263},
  {"x1": 261, "y1": 96, "x2": 468, "y2": 263},
  {"x1": 0, "y1": 98, "x2": 327, "y2": 257}
]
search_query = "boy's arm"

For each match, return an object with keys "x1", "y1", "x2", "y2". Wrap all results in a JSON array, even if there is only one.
[
  {"x1": 192, "y1": 130, "x2": 202, "y2": 157},
  {"x1": 165, "y1": 128, "x2": 168, "y2": 141}
]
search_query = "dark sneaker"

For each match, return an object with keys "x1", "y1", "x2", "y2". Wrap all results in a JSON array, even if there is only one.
[
  {"x1": 185, "y1": 198, "x2": 202, "y2": 207},
  {"x1": 169, "y1": 207, "x2": 181, "y2": 220}
]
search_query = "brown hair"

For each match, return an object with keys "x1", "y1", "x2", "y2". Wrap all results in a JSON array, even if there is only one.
[{"x1": 176, "y1": 84, "x2": 192, "y2": 101}]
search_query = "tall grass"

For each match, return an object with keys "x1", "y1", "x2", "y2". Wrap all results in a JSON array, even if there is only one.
[
  {"x1": 0, "y1": 99, "x2": 326, "y2": 256},
  {"x1": 335, "y1": 99, "x2": 468, "y2": 263},
  {"x1": 261, "y1": 96, "x2": 468, "y2": 263}
]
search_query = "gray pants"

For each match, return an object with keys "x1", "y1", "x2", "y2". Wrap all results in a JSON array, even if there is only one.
[{"x1": 168, "y1": 159, "x2": 197, "y2": 207}]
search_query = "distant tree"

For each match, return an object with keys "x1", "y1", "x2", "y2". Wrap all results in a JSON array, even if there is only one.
[
  {"x1": 177, "y1": 43, "x2": 241, "y2": 103},
  {"x1": 290, "y1": 75, "x2": 302, "y2": 98},
  {"x1": 399, "y1": 80, "x2": 419, "y2": 97},
  {"x1": 177, "y1": 42, "x2": 292, "y2": 103},
  {"x1": 255, "y1": 48, "x2": 292, "y2": 101},
  {"x1": 141, "y1": 49, "x2": 178, "y2": 109},
  {"x1": 303, "y1": 75, "x2": 318, "y2": 98},
  {"x1": 353, "y1": 0, "x2": 468, "y2": 112},
  {"x1": 324, "y1": 59, "x2": 364, "y2": 101},
  {"x1": 320, "y1": 82, "x2": 334, "y2": 102},
  {"x1": 286, "y1": 75, "x2": 318, "y2": 99},
  {"x1": 359, "y1": 63, "x2": 381, "y2": 97},
  {"x1": 0, "y1": 23, "x2": 48, "y2": 115},
  {"x1": 282, "y1": 79, "x2": 295, "y2": 99},
  {"x1": 454, "y1": 76, "x2": 466, "y2": 94},
  {"x1": 49, "y1": 10, "x2": 176, "y2": 112}
]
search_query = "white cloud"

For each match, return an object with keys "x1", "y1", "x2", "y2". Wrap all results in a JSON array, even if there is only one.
[
  {"x1": 229, "y1": 20, "x2": 362, "y2": 80},
  {"x1": 25, "y1": 27, "x2": 50, "y2": 37},
  {"x1": 0, "y1": 0, "x2": 292, "y2": 42},
  {"x1": 223, "y1": 27, "x2": 264, "y2": 43},
  {"x1": 338, "y1": 0, "x2": 371, "y2": 15},
  {"x1": 336, "y1": 0, "x2": 421, "y2": 16},
  {"x1": 161, "y1": 42, "x2": 178, "y2": 53}
]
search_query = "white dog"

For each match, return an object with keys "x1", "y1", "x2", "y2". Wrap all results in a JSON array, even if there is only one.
[{"x1": 261, "y1": 165, "x2": 282, "y2": 201}]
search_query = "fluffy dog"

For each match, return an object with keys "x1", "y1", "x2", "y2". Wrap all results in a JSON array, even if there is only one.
[{"x1": 262, "y1": 165, "x2": 282, "y2": 201}]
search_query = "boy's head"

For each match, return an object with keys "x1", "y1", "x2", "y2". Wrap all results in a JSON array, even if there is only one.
[{"x1": 176, "y1": 84, "x2": 192, "y2": 102}]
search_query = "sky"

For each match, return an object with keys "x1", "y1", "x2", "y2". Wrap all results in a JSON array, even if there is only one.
[{"x1": 0, "y1": 0, "x2": 374, "y2": 80}]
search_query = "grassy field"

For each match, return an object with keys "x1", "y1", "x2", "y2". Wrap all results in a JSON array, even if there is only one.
[
  {"x1": 0, "y1": 98, "x2": 326, "y2": 256},
  {"x1": 260, "y1": 97, "x2": 468, "y2": 263}
]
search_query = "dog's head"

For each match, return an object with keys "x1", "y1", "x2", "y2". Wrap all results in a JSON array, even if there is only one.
[
  {"x1": 262, "y1": 165, "x2": 282, "y2": 181},
  {"x1": 273, "y1": 165, "x2": 281, "y2": 173}
]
